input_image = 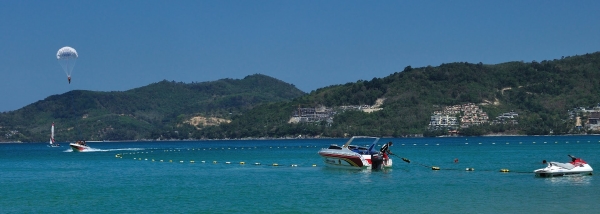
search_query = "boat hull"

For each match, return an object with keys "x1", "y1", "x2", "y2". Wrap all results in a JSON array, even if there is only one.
[
  {"x1": 318, "y1": 136, "x2": 393, "y2": 170},
  {"x1": 319, "y1": 151, "x2": 369, "y2": 169},
  {"x1": 534, "y1": 163, "x2": 593, "y2": 177},
  {"x1": 69, "y1": 143, "x2": 90, "y2": 152},
  {"x1": 318, "y1": 151, "x2": 392, "y2": 169}
]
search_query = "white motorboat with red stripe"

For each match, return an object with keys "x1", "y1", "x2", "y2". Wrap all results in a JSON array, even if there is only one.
[
  {"x1": 534, "y1": 155, "x2": 593, "y2": 177},
  {"x1": 70, "y1": 141, "x2": 91, "y2": 152},
  {"x1": 318, "y1": 136, "x2": 392, "y2": 169}
]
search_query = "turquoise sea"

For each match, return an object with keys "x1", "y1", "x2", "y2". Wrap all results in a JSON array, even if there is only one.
[{"x1": 2, "y1": 136, "x2": 600, "y2": 213}]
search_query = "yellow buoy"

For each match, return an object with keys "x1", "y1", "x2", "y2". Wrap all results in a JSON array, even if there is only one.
[
  {"x1": 500, "y1": 169, "x2": 510, "y2": 172},
  {"x1": 240, "y1": 162, "x2": 245, "y2": 165},
  {"x1": 432, "y1": 166, "x2": 440, "y2": 170},
  {"x1": 190, "y1": 160, "x2": 195, "y2": 163},
  {"x1": 213, "y1": 161, "x2": 217, "y2": 164},
  {"x1": 312, "y1": 164, "x2": 317, "y2": 167},
  {"x1": 272, "y1": 163, "x2": 279, "y2": 166}
]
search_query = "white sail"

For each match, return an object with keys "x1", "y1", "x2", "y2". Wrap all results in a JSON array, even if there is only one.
[{"x1": 49, "y1": 123, "x2": 56, "y2": 145}]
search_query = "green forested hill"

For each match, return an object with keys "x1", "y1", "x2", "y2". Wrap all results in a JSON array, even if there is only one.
[
  {"x1": 0, "y1": 74, "x2": 305, "y2": 142},
  {"x1": 195, "y1": 52, "x2": 600, "y2": 139},
  {"x1": 3, "y1": 53, "x2": 600, "y2": 142}
]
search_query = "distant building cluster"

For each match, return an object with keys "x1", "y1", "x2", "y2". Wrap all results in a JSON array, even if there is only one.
[
  {"x1": 339, "y1": 105, "x2": 383, "y2": 113},
  {"x1": 491, "y1": 111, "x2": 519, "y2": 125},
  {"x1": 429, "y1": 103, "x2": 489, "y2": 130},
  {"x1": 289, "y1": 106, "x2": 335, "y2": 124},
  {"x1": 569, "y1": 104, "x2": 600, "y2": 131},
  {"x1": 5, "y1": 130, "x2": 19, "y2": 138},
  {"x1": 288, "y1": 103, "x2": 383, "y2": 124}
]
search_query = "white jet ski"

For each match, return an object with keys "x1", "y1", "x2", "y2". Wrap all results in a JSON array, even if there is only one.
[{"x1": 534, "y1": 155, "x2": 593, "y2": 177}]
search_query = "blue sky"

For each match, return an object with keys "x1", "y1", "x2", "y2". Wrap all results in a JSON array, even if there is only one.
[{"x1": 1, "y1": 1, "x2": 599, "y2": 112}]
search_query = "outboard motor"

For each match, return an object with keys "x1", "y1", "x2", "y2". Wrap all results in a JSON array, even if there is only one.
[{"x1": 371, "y1": 153, "x2": 384, "y2": 170}]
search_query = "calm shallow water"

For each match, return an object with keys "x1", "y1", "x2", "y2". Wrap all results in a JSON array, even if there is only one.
[{"x1": 1, "y1": 136, "x2": 600, "y2": 213}]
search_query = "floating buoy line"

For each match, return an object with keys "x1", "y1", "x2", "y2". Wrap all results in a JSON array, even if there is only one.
[
  {"x1": 112, "y1": 140, "x2": 598, "y2": 172},
  {"x1": 114, "y1": 145, "x2": 324, "y2": 168}
]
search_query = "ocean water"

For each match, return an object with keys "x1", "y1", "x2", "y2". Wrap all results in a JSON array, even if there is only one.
[{"x1": 1, "y1": 136, "x2": 600, "y2": 213}]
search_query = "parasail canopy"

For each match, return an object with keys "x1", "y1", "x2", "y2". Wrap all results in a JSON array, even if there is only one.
[
  {"x1": 57, "y1": 46, "x2": 78, "y2": 60},
  {"x1": 56, "y1": 46, "x2": 78, "y2": 78}
]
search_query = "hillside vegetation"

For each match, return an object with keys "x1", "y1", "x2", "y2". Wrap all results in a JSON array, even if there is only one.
[
  {"x1": 195, "y1": 52, "x2": 600, "y2": 139},
  {"x1": 2, "y1": 52, "x2": 600, "y2": 142},
  {"x1": 0, "y1": 74, "x2": 305, "y2": 142}
]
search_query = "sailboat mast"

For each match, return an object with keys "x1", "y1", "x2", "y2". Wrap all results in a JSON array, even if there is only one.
[{"x1": 51, "y1": 123, "x2": 55, "y2": 143}]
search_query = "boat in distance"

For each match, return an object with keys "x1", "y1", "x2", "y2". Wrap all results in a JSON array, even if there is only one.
[
  {"x1": 318, "y1": 136, "x2": 392, "y2": 169},
  {"x1": 69, "y1": 141, "x2": 91, "y2": 152},
  {"x1": 47, "y1": 122, "x2": 61, "y2": 148},
  {"x1": 534, "y1": 155, "x2": 593, "y2": 177}
]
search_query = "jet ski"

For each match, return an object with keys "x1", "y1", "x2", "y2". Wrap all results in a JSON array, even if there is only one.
[{"x1": 534, "y1": 155, "x2": 593, "y2": 177}]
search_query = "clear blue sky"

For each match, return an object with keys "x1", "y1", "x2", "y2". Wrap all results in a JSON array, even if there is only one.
[{"x1": 1, "y1": 1, "x2": 599, "y2": 112}]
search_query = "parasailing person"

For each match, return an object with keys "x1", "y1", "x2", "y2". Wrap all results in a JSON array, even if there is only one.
[{"x1": 56, "y1": 46, "x2": 78, "y2": 84}]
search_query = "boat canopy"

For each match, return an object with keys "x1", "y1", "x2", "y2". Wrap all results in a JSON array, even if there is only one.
[{"x1": 342, "y1": 136, "x2": 380, "y2": 155}]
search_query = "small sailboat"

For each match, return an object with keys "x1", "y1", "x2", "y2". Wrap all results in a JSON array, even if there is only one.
[{"x1": 48, "y1": 122, "x2": 61, "y2": 147}]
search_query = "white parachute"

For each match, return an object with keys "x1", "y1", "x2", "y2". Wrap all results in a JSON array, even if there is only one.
[{"x1": 56, "y1": 46, "x2": 78, "y2": 83}]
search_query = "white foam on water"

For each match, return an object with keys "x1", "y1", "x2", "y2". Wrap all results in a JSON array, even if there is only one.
[{"x1": 63, "y1": 148, "x2": 145, "y2": 152}]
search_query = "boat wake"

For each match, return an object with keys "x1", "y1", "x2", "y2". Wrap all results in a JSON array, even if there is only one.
[{"x1": 63, "y1": 148, "x2": 145, "y2": 152}]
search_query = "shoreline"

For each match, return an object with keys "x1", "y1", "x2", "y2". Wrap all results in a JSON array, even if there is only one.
[{"x1": 2, "y1": 133, "x2": 599, "y2": 144}]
